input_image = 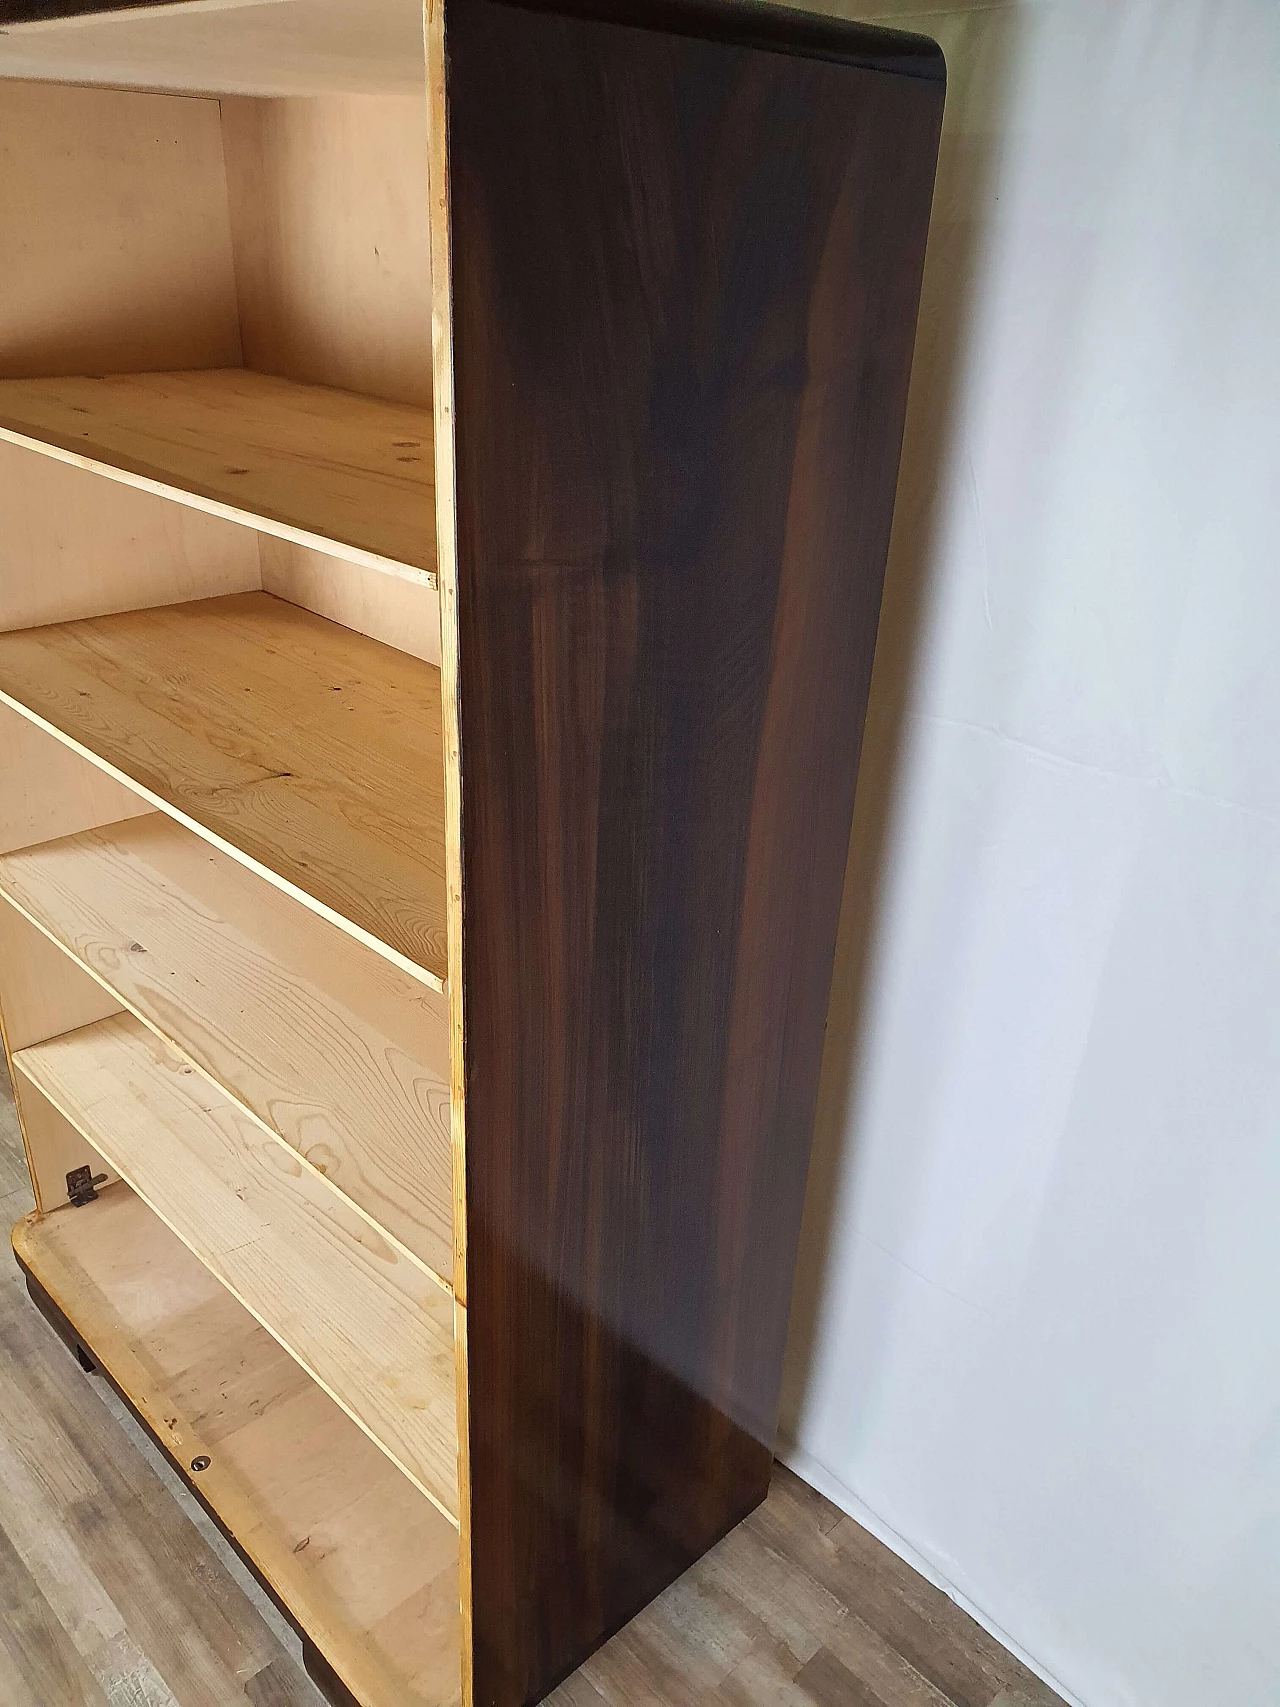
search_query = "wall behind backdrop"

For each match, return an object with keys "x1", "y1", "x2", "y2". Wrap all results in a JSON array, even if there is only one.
[{"x1": 778, "y1": 2, "x2": 1280, "y2": 1704}]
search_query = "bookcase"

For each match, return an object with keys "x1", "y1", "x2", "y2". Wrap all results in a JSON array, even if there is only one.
[{"x1": 0, "y1": 3, "x2": 944, "y2": 1703}]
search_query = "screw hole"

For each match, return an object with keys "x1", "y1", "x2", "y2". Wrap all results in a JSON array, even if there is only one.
[{"x1": 190, "y1": 1455, "x2": 211, "y2": 1473}]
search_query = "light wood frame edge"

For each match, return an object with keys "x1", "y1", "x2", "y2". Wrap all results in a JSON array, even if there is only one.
[{"x1": 426, "y1": 1, "x2": 475, "y2": 1700}]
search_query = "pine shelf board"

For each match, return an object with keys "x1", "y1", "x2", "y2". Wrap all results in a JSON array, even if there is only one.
[
  {"x1": 0, "y1": 0, "x2": 428, "y2": 99},
  {"x1": 0, "y1": 590, "x2": 448, "y2": 989},
  {"x1": 0, "y1": 370, "x2": 436, "y2": 584},
  {"x1": 13, "y1": 1187, "x2": 462, "y2": 1707},
  {"x1": 13, "y1": 1014, "x2": 460, "y2": 1526},
  {"x1": 0, "y1": 813, "x2": 453, "y2": 1283}
]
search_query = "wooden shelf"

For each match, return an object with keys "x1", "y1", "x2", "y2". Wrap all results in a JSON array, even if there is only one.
[
  {"x1": 13, "y1": 1016, "x2": 460, "y2": 1525},
  {"x1": 0, "y1": 591, "x2": 447, "y2": 988},
  {"x1": 0, "y1": 370, "x2": 436, "y2": 583},
  {"x1": 0, "y1": 0, "x2": 427, "y2": 99},
  {"x1": 0, "y1": 814, "x2": 453, "y2": 1281},
  {"x1": 14, "y1": 1187, "x2": 462, "y2": 1707}
]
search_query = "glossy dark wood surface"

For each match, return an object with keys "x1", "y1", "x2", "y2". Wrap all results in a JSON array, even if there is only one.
[{"x1": 445, "y1": 2, "x2": 944, "y2": 1701}]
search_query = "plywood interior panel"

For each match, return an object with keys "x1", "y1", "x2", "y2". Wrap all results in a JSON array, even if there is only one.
[
  {"x1": 221, "y1": 93, "x2": 433, "y2": 408},
  {"x1": 0, "y1": 897, "x2": 121, "y2": 1055},
  {"x1": 0, "y1": 591, "x2": 448, "y2": 986},
  {"x1": 8, "y1": 1073, "x2": 119, "y2": 1215},
  {"x1": 0, "y1": 438, "x2": 262, "y2": 634},
  {"x1": 14, "y1": 1185, "x2": 462, "y2": 1707},
  {"x1": 0, "y1": 0, "x2": 429, "y2": 98},
  {"x1": 261, "y1": 536, "x2": 441, "y2": 665},
  {"x1": 14, "y1": 1013, "x2": 460, "y2": 1522},
  {"x1": 0, "y1": 79, "x2": 242, "y2": 378},
  {"x1": 0, "y1": 813, "x2": 453, "y2": 1278},
  {"x1": 0, "y1": 898, "x2": 123, "y2": 1211},
  {"x1": 0, "y1": 370, "x2": 436, "y2": 581},
  {"x1": 0, "y1": 707, "x2": 149, "y2": 858}
]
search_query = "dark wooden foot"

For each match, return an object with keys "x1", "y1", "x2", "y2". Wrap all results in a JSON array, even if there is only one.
[
  {"x1": 17, "y1": 1252, "x2": 364, "y2": 1707},
  {"x1": 302, "y1": 1639, "x2": 361, "y2": 1707},
  {"x1": 24, "y1": 1270, "x2": 97, "y2": 1372}
]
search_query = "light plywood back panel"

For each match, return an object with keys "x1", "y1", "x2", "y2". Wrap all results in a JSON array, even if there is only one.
[
  {"x1": 0, "y1": 0, "x2": 430, "y2": 99},
  {"x1": 0, "y1": 79, "x2": 242, "y2": 379},
  {"x1": 9, "y1": 1072, "x2": 120, "y2": 1215},
  {"x1": 0, "y1": 370, "x2": 436, "y2": 581},
  {"x1": 0, "y1": 439, "x2": 262, "y2": 634},
  {"x1": 221, "y1": 93, "x2": 434, "y2": 409},
  {"x1": 0, "y1": 898, "x2": 121, "y2": 1055},
  {"x1": 0, "y1": 898, "x2": 122, "y2": 1211},
  {"x1": 14, "y1": 1186, "x2": 463, "y2": 1707},
  {"x1": 0, "y1": 674, "x2": 154, "y2": 1222},
  {"x1": 0, "y1": 706, "x2": 148, "y2": 858},
  {"x1": 14, "y1": 1012, "x2": 460, "y2": 1524},
  {"x1": 0, "y1": 814, "x2": 453, "y2": 1279},
  {"x1": 261, "y1": 537, "x2": 441, "y2": 665},
  {"x1": 0, "y1": 591, "x2": 448, "y2": 986}
]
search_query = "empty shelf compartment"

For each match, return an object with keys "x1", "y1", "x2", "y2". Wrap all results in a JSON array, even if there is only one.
[
  {"x1": 0, "y1": 590, "x2": 447, "y2": 986},
  {"x1": 0, "y1": 815, "x2": 452, "y2": 1279},
  {"x1": 0, "y1": 370, "x2": 436, "y2": 581},
  {"x1": 13, "y1": 1017, "x2": 459, "y2": 1524}
]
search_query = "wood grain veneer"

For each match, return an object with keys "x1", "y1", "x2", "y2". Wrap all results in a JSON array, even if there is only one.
[{"x1": 432, "y1": 1, "x2": 945, "y2": 1701}]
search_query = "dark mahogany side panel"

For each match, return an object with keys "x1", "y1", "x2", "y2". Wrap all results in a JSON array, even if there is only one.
[{"x1": 446, "y1": 3, "x2": 943, "y2": 1701}]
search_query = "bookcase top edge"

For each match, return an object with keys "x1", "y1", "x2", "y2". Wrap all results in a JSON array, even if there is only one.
[{"x1": 463, "y1": 0, "x2": 946, "y2": 86}]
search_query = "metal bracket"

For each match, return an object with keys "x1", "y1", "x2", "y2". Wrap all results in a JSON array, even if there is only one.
[{"x1": 66, "y1": 1165, "x2": 108, "y2": 1207}]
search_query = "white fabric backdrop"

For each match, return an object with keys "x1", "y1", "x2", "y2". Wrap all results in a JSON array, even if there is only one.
[{"x1": 778, "y1": 3, "x2": 1280, "y2": 1704}]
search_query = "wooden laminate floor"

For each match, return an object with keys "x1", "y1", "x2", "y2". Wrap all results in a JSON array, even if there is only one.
[{"x1": 0, "y1": 1067, "x2": 1063, "y2": 1707}]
